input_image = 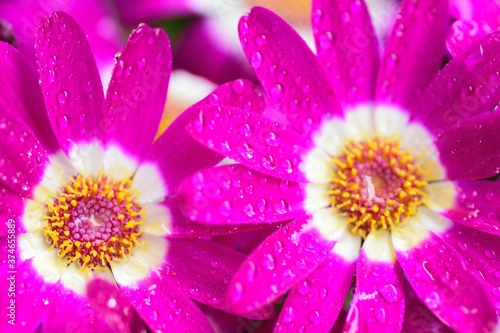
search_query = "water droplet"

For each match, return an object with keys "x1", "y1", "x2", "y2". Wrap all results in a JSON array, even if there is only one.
[
  {"x1": 138, "y1": 57, "x2": 146, "y2": 68},
  {"x1": 246, "y1": 261, "x2": 257, "y2": 282},
  {"x1": 262, "y1": 155, "x2": 277, "y2": 170},
  {"x1": 218, "y1": 201, "x2": 232, "y2": 217},
  {"x1": 56, "y1": 114, "x2": 69, "y2": 130},
  {"x1": 274, "y1": 241, "x2": 283, "y2": 254},
  {"x1": 424, "y1": 291, "x2": 440, "y2": 309},
  {"x1": 297, "y1": 280, "x2": 310, "y2": 295},
  {"x1": 269, "y1": 83, "x2": 284, "y2": 101},
  {"x1": 281, "y1": 159, "x2": 293, "y2": 174},
  {"x1": 282, "y1": 306, "x2": 296, "y2": 323},
  {"x1": 485, "y1": 250, "x2": 497, "y2": 259},
  {"x1": 48, "y1": 55, "x2": 57, "y2": 69},
  {"x1": 279, "y1": 180, "x2": 289, "y2": 192},
  {"x1": 57, "y1": 90, "x2": 69, "y2": 104},
  {"x1": 250, "y1": 51, "x2": 263, "y2": 69},
  {"x1": 254, "y1": 34, "x2": 267, "y2": 46},
  {"x1": 374, "y1": 307, "x2": 386, "y2": 324},
  {"x1": 378, "y1": 284, "x2": 402, "y2": 303},
  {"x1": 231, "y1": 79, "x2": 246, "y2": 94},
  {"x1": 319, "y1": 287, "x2": 328, "y2": 299},
  {"x1": 263, "y1": 131, "x2": 279, "y2": 146},
  {"x1": 237, "y1": 144, "x2": 254, "y2": 159},
  {"x1": 238, "y1": 123, "x2": 253, "y2": 137},
  {"x1": 243, "y1": 203, "x2": 256, "y2": 217},
  {"x1": 386, "y1": 53, "x2": 398, "y2": 70},
  {"x1": 457, "y1": 241, "x2": 468, "y2": 252},
  {"x1": 232, "y1": 282, "x2": 243, "y2": 302},
  {"x1": 274, "y1": 200, "x2": 289, "y2": 215},
  {"x1": 308, "y1": 310, "x2": 322, "y2": 325},
  {"x1": 312, "y1": 9, "x2": 323, "y2": 25},
  {"x1": 47, "y1": 70, "x2": 56, "y2": 83},
  {"x1": 318, "y1": 31, "x2": 335, "y2": 50},
  {"x1": 261, "y1": 254, "x2": 276, "y2": 270}
]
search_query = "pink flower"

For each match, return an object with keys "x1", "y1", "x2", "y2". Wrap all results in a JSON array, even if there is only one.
[
  {"x1": 0, "y1": 11, "x2": 268, "y2": 332},
  {"x1": 180, "y1": 1, "x2": 500, "y2": 332}
]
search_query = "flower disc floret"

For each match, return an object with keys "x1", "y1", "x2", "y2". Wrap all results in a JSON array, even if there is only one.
[
  {"x1": 330, "y1": 137, "x2": 427, "y2": 238},
  {"x1": 43, "y1": 173, "x2": 143, "y2": 270}
]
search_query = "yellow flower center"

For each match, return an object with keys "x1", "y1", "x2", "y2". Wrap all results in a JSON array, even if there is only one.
[
  {"x1": 330, "y1": 137, "x2": 427, "y2": 238},
  {"x1": 43, "y1": 173, "x2": 143, "y2": 270}
]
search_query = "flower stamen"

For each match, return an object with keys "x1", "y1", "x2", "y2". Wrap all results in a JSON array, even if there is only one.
[{"x1": 330, "y1": 137, "x2": 427, "y2": 238}]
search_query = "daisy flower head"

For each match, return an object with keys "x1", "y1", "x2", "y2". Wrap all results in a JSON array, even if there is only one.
[
  {"x1": 180, "y1": 0, "x2": 500, "y2": 332},
  {"x1": 0, "y1": 11, "x2": 269, "y2": 332}
]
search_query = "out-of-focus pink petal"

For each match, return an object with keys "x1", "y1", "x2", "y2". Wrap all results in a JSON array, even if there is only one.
[
  {"x1": 179, "y1": 164, "x2": 306, "y2": 225},
  {"x1": 437, "y1": 181, "x2": 500, "y2": 236},
  {"x1": 402, "y1": 279, "x2": 453, "y2": 333},
  {"x1": 0, "y1": 189, "x2": 27, "y2": 235},
  {"x1": 433, "y1": 111, "x2": 500, "y2": 180},
  {"x1": 394, "y1": 230, "x2": 497, "y2": 332},
  {"x1": 344, "y1": 249, "x2": 405, "y2": 332},
  {"x1": 112, "y1": 0, "x2": 196, "y2": 25},
  {"x1": 0, "y1": 107, "x2": 49, "y2": 198},
  {"x1": 164, "y1": 238, "x2": 271, "y2": 320},
  {"x1": 441, "y1": 223, "x2": 500, "y2": 311},
  {"x1": 35, "y1": 11, "x2": 105, "y2": 152},
  {"x1": 239, "y1": 7, "x2": 342, "y2": 136},
  {"x1": 228, "y1": 218, "x2": 336, "y2": 316},
  {"x1": 0, "y1": 42, "x2": 59, "y2": 153},
  {"x1": 376, "y1": 0, "x2": 447, "y2": 110},
  {"x1": 186, "y1": 105, "x2": 310, "y2": 182},
  {"x1": 175, "y1": 20, "x2": 257, "y2": 85},
  {"x1": 312, "y1": 0, "x2": 379, "y2": 107},
  {"x1": 275, "y1": 250, "x2": 357, "y2": 332},
  {"x1": 411, "y1": 29, "x2": 500, "y2": 131},
  {"x1": 118, "y1": 274, "x2": 215, "y2": 333},
  {"x1": 104, "y1": 24, "x2": 171, "y2": 161},
  {"x1": 447, "y1": 20, "x2": 493, "y2": 58}
]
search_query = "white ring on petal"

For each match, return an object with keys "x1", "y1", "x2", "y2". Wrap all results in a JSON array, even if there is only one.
[
  {"x1": 22, "y1": 200, "x2": 46, "y2": 232},
  {"x1": 68, "y1": 141, "x2": 105, "y2": 177},
  {"x1": 34, "y1": 151, "x2": 75, "y2": 203},
  {"x1": 18, "y1": 231, "x2": 49, "y2": 261},
  {"x1": 310, "y1": 207, "x2": 347, "y2": 242},
  {"x1": 110, "y1": 234, "x2": 168, "y2": 288},
  {"x1": 303, "y1": 183, "x2": 331, "y2": 213},
  {"x1": 142, "y1": 203, "x2": 172, "y2": 236},
  {"x1": 426, "y1": 181, "x2": 457, "y2": 213},
  {"x1": 363, "y1": 229, "x2": 396, "y2": 263},
  {"x1": 132, "y1": 162, "x2": 167, "y2": 204},
  {"x1": 374, "y1": 105, "x2": 410, "y2": 137},
  {"x1": 344, "y1": 104, "x2": 376, "y2": 139},
  {"x1": 60, "y1": 263, "x2": 96, "y2": 295},
  {"x1": 300, "y1": 148, "x2": 332, "y2": 183},
  {"x1": 332, "y1": 228, "x2": 361, "y2": 262},
  {"x1": 31, "y1": 250, "x2": 65, "y2": 284},
  {"x1": 103, "y1": 145, "x2": 139, "y2": 180}
]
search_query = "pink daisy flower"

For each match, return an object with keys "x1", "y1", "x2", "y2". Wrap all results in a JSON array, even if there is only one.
[
  {"x1": 0, "y1": 11, "x2": 269, "y2": 332},
  {"x1": 180, "y1": 0, "x2": 500, "y2": 332}
]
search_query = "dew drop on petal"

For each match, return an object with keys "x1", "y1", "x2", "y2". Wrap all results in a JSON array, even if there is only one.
[
  {"x1": 250, "y1": 51, "x2": 263, "y2": 69},
  {"x1": 282, "y1": 306, "x2": 296, "y2": 323},
  {"x1": 317, "y1": 31, "x2": 335, "y2": 50},
  {"x1": 57, "y1": 90, "x2": 69, "y2": 104},
  {"x1": 297, "y1": 280, "x2": 310, "y2": 295},
  {"x1": 56, "y1": 114, "x2": 69, "y2": 130},
  {"x1": 238, "y1": 123, "x2": 253, "y2": 137},
  {"x1": 261, "y1": 253, "x2": 276, "y2": 270},
  {"x1": 269, "y1": 83, "x2": 284, "y2": 101},
  {"x1": 231, "y1": 79, "x2": 246, "y2": 94},
  {"x1": 374, "y1": 307, "x2": 386, "y2": 325},
  {"x1": 377, "y1": 283, "x2": 402, "y2": 304},
  {"x1": 308, "y1": 310, "x2": 322, "y2": 325}
]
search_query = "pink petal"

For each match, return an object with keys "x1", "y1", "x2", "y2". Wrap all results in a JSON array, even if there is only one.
[
  {"x1": 447, "y1": 20, "x2": 492, "y2": 58},
  {"x1": 344, "y1": 252, "x2": 405, "y2": 332},
  {"x1": 175, "y1": 20, "x2": 257, "y2": 84},
  {"x1": 228, "y1": 218, "x2": 336, "y2": 316},
  {"x1": 312, "y1": 0, "x2": 379, "y2": 107},
  {"x1": 395, "y1": 231, "x2": 497, "y2": 332},
  {"x1": 141, "y1": 107, "x2": 223, "y2": 196},
  {"x1": 163, "y1": 196, "x2": 274, "y2": 237},
  {"x1": 439, "y1": 181, "x2": 500, "y2": 236},
  {"x1": 186, "y1": 104, "x2": 310, "y2": 182},
  {"x1": 0, "y1": 42, "x2": 59, "y2": 153},
  {"x1": 434, "y1": 111, "x2": 500, "y2": 180},
  {"x1": 113, "y1": 0, "x2": 196, "y2": 25},
  {"x1": 441, "y1": 223, "x2": 500, "y2": 311},
  {"x1": 104, "y1": 24, "x2": 171, "y2": 160},
  {"x1": 35, "y1": 11, "x2": 105, "y2": 152},
  {"x1": 239, "y1": 7, "x2": 342, "y2": 136},
  {"x1": 0, "y1": 189, "x2": 27, "y2": 235},
  {"x1": 376, "y1": 0, "x2": 447, "y2": 109},
  {"x1": 118, "y1": 274, "x2": 215, "y2": 333},
  {"x1": 164, "y1": 238, "x2": 271, "y2": 320},
  {"x1": 411, "y1": 29, "x2": 500, "y2": 131},
  {"x1": 179, "y1": 164, "x2": 306, "y2": 225},
  {"x1": 402, "y1": 279, "x2": 453, "y2": 333},
  {"x1": 0, "y1": 109, "x2": 49, "y2": 198},
  {"x1": 274, "y1": 251, "x2": 356, "y2": 332}
]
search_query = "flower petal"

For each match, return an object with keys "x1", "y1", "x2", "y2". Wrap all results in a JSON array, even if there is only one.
[
  {"x1": 430, "y1": 181, "x2": 500, "y2": 236},
  {"x1": 164, "y1": 238, "x2": 271, "y2": 320},
  {"x1": 376, "y1": 0, "x2": 447, "y2": 110},
  {"x1": 433, "y1": 111, "x2": 500, "y2": 180},
  {"x1": 35, "y1": 11, "x2": 105, "y2": 153},
  {"x1": 344, "y1": 230, "x2": 405, "y2": 333},
  {"x1": 239, "y1": 6, "x2": 342, "y2": 135},
  {"x1": 402, "y1": 279, "x2": 454, "y2": 333},
  {"x1": 179, "y1": 164, "x2": 306, "y2": 225},
  {"x1": 447, "y1": 20, "x2": 493, "y2": 58},
  {"x1": 118, "y1": 274, "x2": 215, "y2": 333},
  {"x1": 104, "y1": 24, "x2": 171, "y2": 165},
  {"x1": 1, "y1": 188, "x2": 28, "y2": 235},
  {"x1": 0, "y1": 42, "x2": 59, "y2": 153},
  {"x1": 228, "y1": 218, "x2": 338, "y2": 316},
  {"x1": 187, "y1": 104, "x2": 310, "y2": 182},
  {"x1": 393, "y1": 213, "x2": 497, "y2": 333},
  {"x1": 441, "y1": 223, "x2": 500, "y2": 311},
  {"x1": 274, "y1": 231, "x2": 359, "y2": 332},
  {"x1": 411, "y1": 28, "x2": 500, "y2": 131},
  {"x1": 0, "y1": 109, "x2": 49, "y2": 198},
  {"x1": 312, "y1": 0, "x2": 379, "y2": 107},
  {"x1": 137, "y1": 106, "x2": 224, "y2": 198}
]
